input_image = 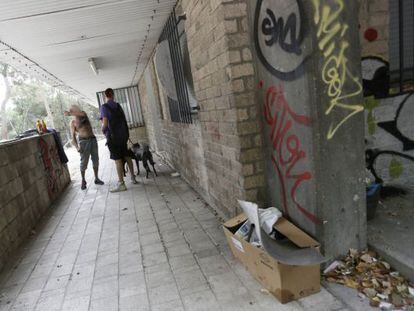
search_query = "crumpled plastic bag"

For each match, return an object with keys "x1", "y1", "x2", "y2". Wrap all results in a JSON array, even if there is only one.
[
  {"x1": 259, "y1": 207, "x2": 282, "y2": 235},
  {"x1": 237, "y1": 200, "x2": 282, "y2": 243}
]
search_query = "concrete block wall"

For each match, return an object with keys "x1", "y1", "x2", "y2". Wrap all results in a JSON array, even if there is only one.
[
  {"x1": 0, "y1": 134, "x2": 70, "y2": 271},
  {"x1": 246, "y1": 0, "x2": 367, "y2": 258},
  {"x1": 137, "y1": 0, "x2": 267, "y2": 217}
]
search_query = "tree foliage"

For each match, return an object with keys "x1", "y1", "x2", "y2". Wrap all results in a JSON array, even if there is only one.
[{"x1": 0, "y1": 63, "x2": 99, "y2": 144}]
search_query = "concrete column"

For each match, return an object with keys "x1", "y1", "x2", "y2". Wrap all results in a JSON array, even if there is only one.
[{"x1": 246, "y1": 0, "x2": 366, "y2": 259}]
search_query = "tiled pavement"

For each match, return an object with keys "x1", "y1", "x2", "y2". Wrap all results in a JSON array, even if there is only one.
[{"x1": 0, "y1": 140, "x2": 350, "y2": 311}]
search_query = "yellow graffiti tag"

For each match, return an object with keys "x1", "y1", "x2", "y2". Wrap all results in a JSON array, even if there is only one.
[{"x1": 312, "y1": 0, "x2": 364, "y2": 140}]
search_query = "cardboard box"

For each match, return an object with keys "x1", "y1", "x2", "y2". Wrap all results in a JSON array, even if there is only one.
[{"x1": 223, "y1": 214, "x2": 321, "y2": 304}]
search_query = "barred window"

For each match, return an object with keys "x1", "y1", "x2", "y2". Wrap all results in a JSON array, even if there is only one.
[
  {"x1": 389, "y1": 0, "x2": 414, "y2": 92},
  {"x1": 97, "y1": 86, "x2": 144, "y2": 128},
  {"x1": 158, "y1": 9, "x2": 197, "y2": 124}
]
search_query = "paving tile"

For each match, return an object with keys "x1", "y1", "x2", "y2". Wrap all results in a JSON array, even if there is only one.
[
  {"x1": 91, "y1": 276, "x2": 118, "y2": 301},
  {"x1": 151, "y1": 299, "x2": 184, "y2": 311},
  {"x1": 181, "y1": 290, "x2": 220, "y2": 311},
  {"x1": 10, "y1": 290, "x2": 41, "y2": 311},
  {"x1": 148, "y1": 283, "x2": 181, "y2": 306},
  {"x1": 35, "y1": 290, "x2": 65, "y2": 311},
  {"x1": 61, "y1": 296, "x2": 90, "y2": 311},
  {"x1": 0, "y1": 143, "x2": 347, "y2": 311},
  {"x1": 90, "y1": 296, "x2": 118, "y2": 311},
  {"x1": 43, "y1": 274, "x2": 71, "y2": 292},
  {"x1": 119, "y1": 293, "x2": 149, "y2": 311}
]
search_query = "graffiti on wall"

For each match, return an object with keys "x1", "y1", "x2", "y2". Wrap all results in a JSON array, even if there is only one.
[
  {"x1": 361, "y1": 56, "x2": 390, "y2": 98},
  {"x1": 254, "y1": 0, "x2": 306, "y2": 80},
  {"x1": 39, "y1": 137, "x2": 62, "y2": 199},
  {"x1": 365, "y1": 93, "x2": 414, "y2": 183},
  {"x1": 261, "y1": 83, "x2": 319, "y2": 224},
  {"x1": 377, "y1": 94, "x2": 414, "y2": 151},
  {"x1": 311, "y1": 0, "x2": 364, "y2": 140}
]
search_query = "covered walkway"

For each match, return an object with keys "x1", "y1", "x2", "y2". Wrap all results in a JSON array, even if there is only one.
[{"x1": 0, "y1": 141, "x2": 345, "y2": 311}]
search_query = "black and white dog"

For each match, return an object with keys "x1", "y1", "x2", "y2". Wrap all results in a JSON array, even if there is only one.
[{"x1": 126, "y1": 143, "x2": 157, "y2": 178}]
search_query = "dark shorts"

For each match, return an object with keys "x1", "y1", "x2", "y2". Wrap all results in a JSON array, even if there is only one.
[{"x1": 107, "y1": 140, "x2": 129, "y2": 161}]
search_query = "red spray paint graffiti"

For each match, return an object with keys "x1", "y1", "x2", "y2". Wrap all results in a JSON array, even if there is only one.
[
  {"x1": 39, "y1": 137, "x2": 60, "y2": 199},
  {"x1": 263, "y1": 85, "x2": 320, "y2": 224}
]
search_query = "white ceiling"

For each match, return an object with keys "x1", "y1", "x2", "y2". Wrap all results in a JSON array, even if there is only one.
[{"x1": 0, "y1": 0, "x2": 176, "y2": 104}]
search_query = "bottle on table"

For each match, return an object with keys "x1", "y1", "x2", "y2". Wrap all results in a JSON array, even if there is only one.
[
  {"x1": 36, "y1": 120, "x2": 42, "y2": 134},
  {"x1": 41, "y1": 120, "x2": 47, "y2": 133}
]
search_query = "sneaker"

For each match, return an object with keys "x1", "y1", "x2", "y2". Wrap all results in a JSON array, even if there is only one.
[
  {"x1": 95, "y1": 179, "x2": 105, "y2": 185},
  {"x1": 110, "y1": 182, "x2": 127, "y2": 193},
  {"x1": 81, "y1": 181, "x2": 87, "y2": 190},
  {"x1": 131, "y1": 177, "x2": 138, "y2": 184}
]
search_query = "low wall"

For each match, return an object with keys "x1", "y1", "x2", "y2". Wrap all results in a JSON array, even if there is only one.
[{"x1": 0, "y1": 133, "x2": 71, "y2": 271}]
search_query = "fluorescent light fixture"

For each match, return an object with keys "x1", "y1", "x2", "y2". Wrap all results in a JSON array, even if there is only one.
[{"x1": 88, "y1": 58, "x2": 99, "y2": 75}]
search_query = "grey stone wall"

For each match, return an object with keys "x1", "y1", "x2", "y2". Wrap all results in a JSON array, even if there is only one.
[
  {"x1": 247, "y1": 0, "x2": 367, "y2": 258},
  {"x1": 0, "y1": 134, "x2": 70, "y2": 271}
]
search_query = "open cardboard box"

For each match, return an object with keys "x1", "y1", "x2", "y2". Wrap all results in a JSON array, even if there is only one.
[{"x1": 223, "y1": 213, "x2": 321, "y2": 304}]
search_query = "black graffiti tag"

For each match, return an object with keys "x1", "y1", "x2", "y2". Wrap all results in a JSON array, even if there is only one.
[
  {"x1": 254, "y1": 0, "x2": 306, "y2": 80},
  {"x1": 262, "y1": 9, "x2": 302, "y2": 55}
]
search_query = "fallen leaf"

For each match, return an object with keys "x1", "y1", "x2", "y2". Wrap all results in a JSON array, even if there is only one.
[
  {"x1": 345, "y1": 278, "x2": 360, "y2": 289},
  {"x1": 380, "y1": 261, "x2": 391, "y2": 270},
  {"x1": 364, "y1": 288, "x2": 377, "y2": 298},
  {"x1": 361, "y1": 254, "x2": 373, "y2": 263}
]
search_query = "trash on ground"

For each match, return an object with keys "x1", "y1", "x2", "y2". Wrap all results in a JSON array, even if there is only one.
[
  {"x1": 324, "y1": 249, "x2": 414, "y2": 309},
  {"x1": 260, "y1": 288, "x2": 270, "y2": 295},
  {"x1": 171, "y1": 172, "x2": 180, "y2": 177},
  {"x1": 223, "y1": 200, "x2": 323, "y2": 304},
  {"x1": 237, "y1": 200, "x2": 325, "y2": 266}
]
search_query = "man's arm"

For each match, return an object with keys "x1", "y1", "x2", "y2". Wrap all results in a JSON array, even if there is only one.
[
  {"x1": 65, "y1": 110, "x2": 86, "y2": 118},
  {"x1": 70, "y1": 120, "x2": 80, "y2": 151}
]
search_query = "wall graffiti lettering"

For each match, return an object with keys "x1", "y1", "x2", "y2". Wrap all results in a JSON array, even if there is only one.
[
  {"x1": 39, "y1": 137, "x2": 61, "y2": 199},
  {"x1": 254, "y1": 0, "x2": 306, "y2": 80},
  {"x1": 361, "y1": 56, "x2": 390, "y2": 98},
  {"x1": 311, "y1": 0, "x2": 364, "y2": 140},
  {"x1": 365, "y1": 93, "x2": 414, "y2": 183},
  {"x1": 366, "y1": 149, "x2": 414, "y2": 183},
  {"x1": 377, "y1": 94, "x2": 414, "y2": 152},
  {"x1": 262, "y1": 84, "x2": 319, "y2": 224},
  {"x1": 262, "y1": 9, "x2": 302, "y2": 55}
]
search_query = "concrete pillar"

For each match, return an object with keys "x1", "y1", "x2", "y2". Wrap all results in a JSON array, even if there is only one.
[{"x1": 246, "y1": 0, "x2": 366, "y2": 259}]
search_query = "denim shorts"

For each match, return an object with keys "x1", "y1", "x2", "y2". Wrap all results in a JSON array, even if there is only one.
[{"x1": 79, "y1": 137, "x2": 99, "y2": 171}]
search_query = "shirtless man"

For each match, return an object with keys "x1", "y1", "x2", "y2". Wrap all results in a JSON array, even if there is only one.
[{"x1": 65, "y1": 105, "x2": 104, "y2": 190}]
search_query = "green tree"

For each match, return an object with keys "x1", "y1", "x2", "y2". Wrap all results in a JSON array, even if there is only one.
[{"x1": 7, "y1": 82, "x2": 48, "y2": 137}]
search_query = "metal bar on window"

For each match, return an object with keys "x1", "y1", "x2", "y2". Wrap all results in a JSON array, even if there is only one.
[
  {"x1": 96, "y1": 86, "x2": 144, "y2": 128},
  {"x1": 399, "y1": 0, "x2": 404, "y2": 92},
  {"x1": 162, "y1": 9, "x2": 192, "y2": 124}
]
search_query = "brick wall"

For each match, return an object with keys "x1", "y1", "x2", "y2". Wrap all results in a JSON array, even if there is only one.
[
  {"x1": 129, "y1": 127, "x2": 148, "y2": 146},
  {"x1": 0, "y1": 134, "x2": 70, "y2": 271},
  {"x1": 137, "y1": 0, "x2": 266, "y2": 217}
]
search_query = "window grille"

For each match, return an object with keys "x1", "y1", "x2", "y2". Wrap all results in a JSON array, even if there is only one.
[
  {"x1": 389, "y1": 0, "x2": 414, "y2": 92},
  {"x1": 97, "y1": 86, "x2": 144, "y2": 128},
  {"x1": 159, "y1": 9, "x2": 193, "y2": 124}
]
